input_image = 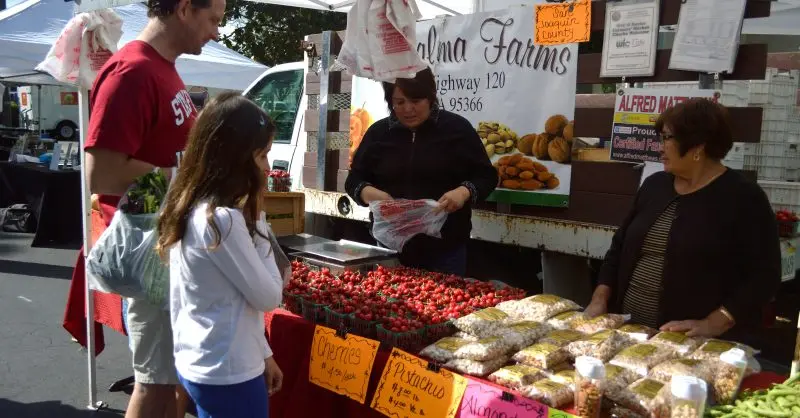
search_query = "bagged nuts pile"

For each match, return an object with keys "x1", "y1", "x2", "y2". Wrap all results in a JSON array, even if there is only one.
[
  {"x1": 488, "y1": 364, "x2": 547, "y2": 389},
  {"x1": 513, "y1": 342, "x2": 570, "y2": 369},
  {"x1": 649, "y1": 332, "x2": 701, "y2": 355},
  {"x1": 445, "y1": 355, "x2": 509, "y2": 377},
  {"x1": 540, "y1": 329, "x2": 586, "y2": 347},
  {"x1": 610, "y1": 343, "x2": 678, "y2": 377},
  {"x1": 604, "y1": 364, "x2": 639, "y2": 401},
  {"x1": 649, "y1": 359, "x2": 715, "y2": 385},
  {"x1": 617, "y1": 324, "x2": 658, "y2": 344},
  {"x1": 573, "y1": 313, "x2": 629, "y2": 334},
  {"x1": 546, "y1": 311, "x2": 586, "y2": 330},
  {"x1": 609, "y1": 378, "x2": 670, "y2": 418},
  {"x1": 454, "y1": 336, "x2": 513, "y2": 361},
  {"x1": 452, "y1": 307, "x2": 510, "y2": 337},
  {"x1": 566, "y1": 330, "x2": 631, "y2": 362},
  {"x1": 419, "y1": 337, "x2": 472, "y2": 363},
  {"x1": 515, "y1": 294, "x2": 581, "y2": 321},
  {"x1": 490, "y1": 320, "x2": 551, "y2": 351},
  {"x1": 522, "y1": 378, "x2": 575, "y2": 408}
]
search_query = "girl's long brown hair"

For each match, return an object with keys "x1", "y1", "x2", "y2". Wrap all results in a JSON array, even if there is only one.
[{"x1": 156, "y1": 92, "x2": 275, "y2": 258}]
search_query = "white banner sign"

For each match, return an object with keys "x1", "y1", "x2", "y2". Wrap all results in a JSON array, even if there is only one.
[
  {"x1": 600, "y1": 0, "x2": 660, "y2": 78},
  {"x1": 351, "y1": 5, "x2": 579, "y2": 207}
]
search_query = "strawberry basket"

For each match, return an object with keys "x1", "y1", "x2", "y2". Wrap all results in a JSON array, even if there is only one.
[
  {"x1": 300, "y1": 297, "x2": 327, "y2": 324},
  {"x1": 350, "y1": 314, "x2": 379, "y2": 338},
  {"x1": 282, "y1": 291, "x2": 304, "y2": 315},
  {"x1": 424, "y1": 321, "x2": 457, "y2": 343},
  {"x1": 376, "y1": 324, "x2": 427, "y2": 352},
  {"x1": 324, "y1": 306, "x2": 352, "y2": 331}
]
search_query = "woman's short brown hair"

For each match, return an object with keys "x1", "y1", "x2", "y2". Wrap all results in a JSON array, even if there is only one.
[
  {"x1": 382, "y1": 67, "x2": 438, "y2": 113},
  {"x1": 654, "y1": 98, "x2": 733, "y2": 160}
]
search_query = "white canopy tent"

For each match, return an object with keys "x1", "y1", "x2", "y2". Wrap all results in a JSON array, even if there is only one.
[{"x1": 0, "y1": 0, "x2": 268, "y2": 90}]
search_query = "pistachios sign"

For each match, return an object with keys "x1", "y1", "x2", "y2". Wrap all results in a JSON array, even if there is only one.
[{"x1": 350, "y1": 4, "x2": 579, "y2": 207}]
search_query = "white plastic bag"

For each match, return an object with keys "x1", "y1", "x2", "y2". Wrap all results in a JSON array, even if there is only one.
[
  {"x1": 87, "y1": 211, "x2": 167, "y2": 306},
  {"x1": 369, "y1": 199, "x2": 447, "y2": 252},
  {"x1": 338, "y1": 0, "x2": 428, "y2": 82},
  {"x1": 36, "y1": 9, "x2": 122, "y2": 89}
]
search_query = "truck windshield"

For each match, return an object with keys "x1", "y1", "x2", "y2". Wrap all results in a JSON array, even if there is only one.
[{"x1": 245, "y1": 68, "x2": 304, "y2": 144}]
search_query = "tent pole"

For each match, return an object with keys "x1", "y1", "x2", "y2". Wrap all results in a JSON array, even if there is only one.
[{"x1": 78, "y1": 87, "x2": 104, "y2": 410}]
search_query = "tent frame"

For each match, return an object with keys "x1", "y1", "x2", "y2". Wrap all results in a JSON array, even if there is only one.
[{"x1": 75, "y1": 0, "x2": 481, "y2": 410}]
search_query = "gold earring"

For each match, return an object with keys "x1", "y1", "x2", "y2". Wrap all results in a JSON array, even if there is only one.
[{"x1": 693, "y1": 153, "x2": 700, "y2": 161}]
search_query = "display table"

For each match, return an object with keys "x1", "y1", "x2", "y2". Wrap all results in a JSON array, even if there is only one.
[
  {"x1": 264, "y1": 309, "x2": 786, "y2": 418},
  {"x1": 0, "y1": 161, "x2": 81, "y2": 247}
]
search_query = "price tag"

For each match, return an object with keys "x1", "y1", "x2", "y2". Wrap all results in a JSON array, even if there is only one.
[
  {"x1": 371, "y1": 348, "x2": 467, "y2": 418},
  {"x1": 460, "y1": 379, "x2": 549, "y2": 418},
  {"x1": 535, "y1": 0, "x2": 591, "y2": 45},
  {"x1": 308, "y1": 325, "x2": 380, "y2": 404}
]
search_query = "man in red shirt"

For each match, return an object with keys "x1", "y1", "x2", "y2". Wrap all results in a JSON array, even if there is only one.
[{"x1": 85, "y1": 0, "x2": 224, "y2": 417}]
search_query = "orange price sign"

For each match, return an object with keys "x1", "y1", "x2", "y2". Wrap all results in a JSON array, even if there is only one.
[
  {"x1": 308, "y1": 325, "x2": 380, "y2": 404},
  {"x1": 535, "y1": 0, "x2": 591, "y2": 45},
  {"x1": 371, "y1": 348, "x2": 467, "y2": 418}
]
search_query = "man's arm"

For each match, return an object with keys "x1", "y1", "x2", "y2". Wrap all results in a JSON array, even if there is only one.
[
  {"x1": 84, "y1": 67, "x2": 156, "y2": 195},
  {"x1": 86, "y1": 149, "x2": 155, "y2": 196}
]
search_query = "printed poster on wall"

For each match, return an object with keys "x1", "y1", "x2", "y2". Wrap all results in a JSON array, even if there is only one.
[
  {"x1": 350, "y1": 4, "x2": 579, "y2": 207},
  {"x1": 610, "y1": 88, "x2": 720, "y2": 184},
  {"x1": 600, "y1": 0, "x2": 660, "y2": 78}
]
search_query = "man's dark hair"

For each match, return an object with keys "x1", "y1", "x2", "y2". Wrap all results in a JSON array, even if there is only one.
[
  {"x1": 147, "y1": 0, "x2": 211, "y2": 18},
  {"x1": 654, "y1": 98, "x2": 734, "y2": 160}
]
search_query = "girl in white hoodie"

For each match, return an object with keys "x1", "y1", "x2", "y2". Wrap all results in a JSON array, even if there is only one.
[{"x1": 157, "y1": 92, "x2": 284, "y2": 418}]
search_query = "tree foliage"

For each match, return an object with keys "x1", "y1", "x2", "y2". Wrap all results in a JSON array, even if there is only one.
[{"x1": 222, "y1": 1, "x2": 347, "y2": 66}]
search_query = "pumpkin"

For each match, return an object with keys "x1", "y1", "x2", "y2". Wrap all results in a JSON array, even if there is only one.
[
  {"x1": 532, "y1": 134, "x2": 550, "y2": 160},
  {"x1": 548, "y1": 137, "x2": 571, "y2": 163},
  {"x1": 545, "y1": 114, "x2": 569, "y2": 136}
]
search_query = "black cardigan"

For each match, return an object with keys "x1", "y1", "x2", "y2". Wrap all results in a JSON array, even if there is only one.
[
  {"x1": 345, "y1": 109, "x2": 498, "y2": 258},
  {"x1": 598, "y1": 170, "x2": 781, "y2": 333}
]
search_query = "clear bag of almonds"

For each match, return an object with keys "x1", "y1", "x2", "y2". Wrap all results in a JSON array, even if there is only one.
[
  {"x1": 689, "y1": 339, "x2": 761, "y2": 376},
  {"x1": 617, "y1": 324, "x2": 658, "y2": 344},
  {"x1": 605, "y1": 364, "x2": 640, "y2": 401},
  {"x1": 515, "y1": 294, "x2": 582, "y2": 321},
  {"x1": 452, "y1": 307, "x2": 510, "y2": 337},
  {"x1": 546, "y1": 311, "x2": 587, "y2": 330},
  {"x1": 609, "y1": 377, "x2": 670, "y2": 418},
  {"x1": 649, "y1": 359, "x2": 715, "y2": 385},
  {"x1": 649, "y1": 331, "x2": 701, "y2": 355},
  {"x1": 669, "y1": 375, "x2": 707, "y2": 418},
  {"x1": 551, "y1": 369, "x2": 577, "y2": 390},
  {"x1": 445, "y1": 355, "x2": 508, "y2": 377},
  {"x1": 610, "y1": 343, "x2": 678, "y2": 377},
  {"x1": 487, "y1": 364, "x2": 546, "y2": 389},
  {"x1": 575, "y1": 356, "x2": 606, "y2": 418},
  {"x1": 419, "y1": 337, "x2": 472, "y2": 363},
  {"x1": 522, "y1": 378, "x2": 574, "y2": 409},
  {"x1": 566, "y1": 330, "x2": 632, "y2": 362},
  {"x1": 540, "y1": 329, "x2": 585, "y2": 347},
  {"x1": 513, "y1": 342, "x2": 570, "y2": 369},
  {"x1": 712, "y1": 348, "x2": 748, "y2": 404},
  {"x1": 489, "y1": 320, "x2": 551, "y2": 351},
  {"x1": 573, "y1": 313, "x2": 630, "y2": 334},
  {"x1": 453, "y1": 336, "x2": 513, "y2": 361}
]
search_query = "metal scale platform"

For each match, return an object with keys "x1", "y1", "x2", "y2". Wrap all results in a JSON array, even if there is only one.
[{"x1": 277, "y1": 234, "x2": 399, "y2": 274}]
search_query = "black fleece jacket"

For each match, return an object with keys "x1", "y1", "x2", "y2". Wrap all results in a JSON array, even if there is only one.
[
  {"x1": 598, "y1": 170, "x2": 781, "y2": 336},
  {"x1": 345, "y1": 108, "x2": 498, "y2": 257}
]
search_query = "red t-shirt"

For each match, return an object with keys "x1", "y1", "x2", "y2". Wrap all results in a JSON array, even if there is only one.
[{"x1": 85, "y1": 41, "x2": 196, "y2": 225}]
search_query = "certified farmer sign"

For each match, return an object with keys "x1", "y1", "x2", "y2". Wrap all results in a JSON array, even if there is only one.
[{"x1": 350, "y1": 4, "x2": 579, "y2": 207}]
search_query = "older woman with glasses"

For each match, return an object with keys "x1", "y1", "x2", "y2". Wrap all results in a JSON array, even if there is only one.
[
  {"x1": 584, "y1": 98, "x2": 781, "y2": 341},
  {"x1": 345, "y1": 68, "x2": 498, "y2": 276}
]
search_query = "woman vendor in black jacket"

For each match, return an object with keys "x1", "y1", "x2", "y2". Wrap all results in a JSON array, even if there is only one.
[
  {"x1": 345, "y1": 68, "x2": 498, "y2": 276},
  {"x1": 585, "y1": 98, "x2": 781, "y2": 340}
]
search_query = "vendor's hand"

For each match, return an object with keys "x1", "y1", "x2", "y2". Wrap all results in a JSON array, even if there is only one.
[
  {"x1": 660, "y1": 309, "x2": 734, "y2": 338},
  {"x1": 584, "y1": 299, "x2": 607, "y2": 318},
  {"x1": 361, "y1": 186, "x2": 392, "y2": 204},
  {"x1": 264, "y1": 356, "x2": 283, "y2": 395},
  {"x1": 437, "y1": 186, "x2": 471, "y2": 213}
]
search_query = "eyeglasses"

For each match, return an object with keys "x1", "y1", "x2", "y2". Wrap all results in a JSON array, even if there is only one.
[{"x1": 659, "y1": 133, "x2": 676, "y2": 141}]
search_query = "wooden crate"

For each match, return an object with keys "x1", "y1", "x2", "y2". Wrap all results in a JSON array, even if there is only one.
[{"x1": 263, "y1": 192, "x2": 305, "y2": 237}]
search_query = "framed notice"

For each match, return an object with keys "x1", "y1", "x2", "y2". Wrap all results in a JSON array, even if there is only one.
[
  {"x1": 610, "y1": 88, "x2": 718, "y2": 164},
  {"x1": 668, "y1": 0, "x2": 747, "y2": 74},
  {"x1": 600, "y1": 0, "x2": 660, "y2": 78},
  {"x1": 351, "y1": 2, "x2": 579, "y2": 207}
]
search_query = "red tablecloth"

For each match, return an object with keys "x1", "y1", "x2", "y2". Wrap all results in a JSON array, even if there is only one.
[
  {"x1": 265, "y1": 309, "x2": 786, "y2": 418},
  {"x1": 62, "y1": 210, "x2": 126, "y2": 356}
]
